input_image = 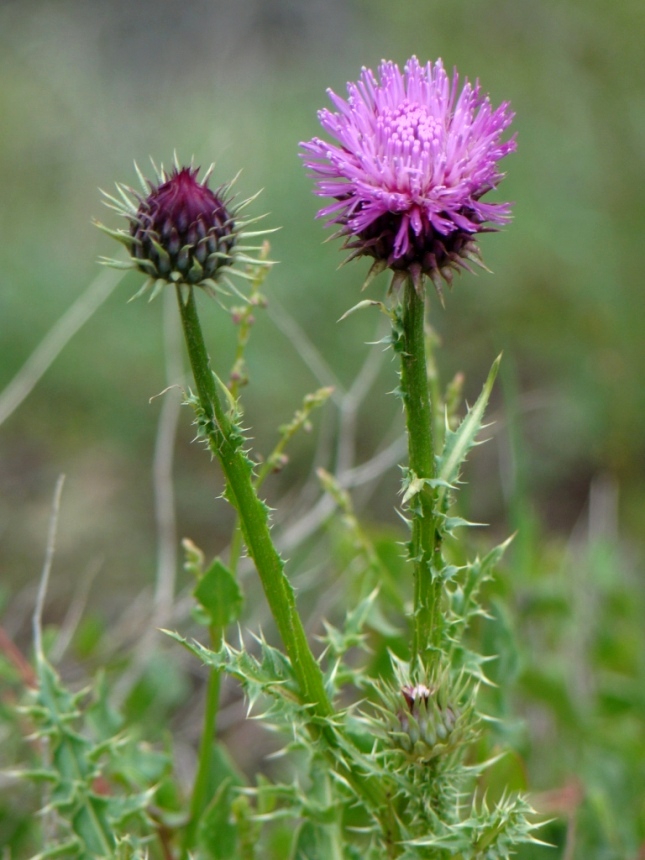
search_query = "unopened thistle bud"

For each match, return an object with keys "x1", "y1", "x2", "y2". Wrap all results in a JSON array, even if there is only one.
[
  {"x1": 372, "y1": 658, "x2": 476, "y2": 763},
  {"x1": 96, "y1": 159, "x2": 273, "y2": 301},
  {"x1": 396, "y1": 682, "x2": 460, "y2": 757}
]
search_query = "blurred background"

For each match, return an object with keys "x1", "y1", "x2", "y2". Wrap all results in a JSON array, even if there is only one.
[{"x1": 1, "y1": 0, "x2": 644, "y2": 856}]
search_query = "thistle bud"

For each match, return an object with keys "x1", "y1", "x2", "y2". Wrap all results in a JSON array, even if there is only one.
[
  {"x1": 130, "y1": 166, "x2": 235, "y2": 286},
  {"x1": 96, "y1": 159, "x2": 273, "y2": 301},
  {"x1": 379, "y1": 670, "x2": 477, "y2": 766},
  {"x1": 395, "y1": 683, "x2": 459, "y2": 757}
]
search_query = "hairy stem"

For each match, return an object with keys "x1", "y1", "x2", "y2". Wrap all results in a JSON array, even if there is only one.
[{"x1": 399, "y1": 279, "x2": 442, "y2": 668}]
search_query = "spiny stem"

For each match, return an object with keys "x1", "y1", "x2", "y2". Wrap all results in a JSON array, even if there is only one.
[
  {"x1": 175, "y1": 284, "x2": 332, "y2": 716},
  {"x1": 398, "y1": 279, "x2": 442, "y2": 669},
  {"x1": 174, "y1": 284, "x2": 401, "y2": 851}
]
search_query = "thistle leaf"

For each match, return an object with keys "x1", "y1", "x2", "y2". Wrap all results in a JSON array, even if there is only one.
[
  {"x1": 436, "y1": 354, "x2": 501, "y2": 513},
  {"x1": 337, "y1": 299, "x2": 389, "y2": 322},
  {"x1": 193, "y1": 557, "x2": 244, "y2": 629}
]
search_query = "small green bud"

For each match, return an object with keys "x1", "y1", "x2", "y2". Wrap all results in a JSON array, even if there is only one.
[{"x1": 393, "y1": 681, "x2": 464, "y2": 760}]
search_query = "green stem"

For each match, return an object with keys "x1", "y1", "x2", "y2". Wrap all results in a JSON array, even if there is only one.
[
  {"x1": 399, "y1": 279, "x2": 442, "y2": 668},
  {"x1": 175, "y1": 284, "x2": 332, "y2": 716},
  {"x1": 181, "y1": 628, "x2": 222, "y2": 858},
  {"x1": 175, "y1": 285, "x2": 401, "y2": 852},
  {"x1": 228, "y1": 525, "x2": 244, "y2": 574}
]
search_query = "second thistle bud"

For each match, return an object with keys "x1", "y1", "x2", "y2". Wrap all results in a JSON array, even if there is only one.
[
  {"x1": 396, "y1": 683, "x2": 459, "y2": 757},
  {"x1": 371, "y1": 658, "x2": 476, "y2": 763}
]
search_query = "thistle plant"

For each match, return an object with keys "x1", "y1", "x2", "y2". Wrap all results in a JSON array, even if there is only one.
[
  {"x1": 297, "y1": 57, "x2": 540, "y2": 855},
  {"x1": 11, "y1": 58, "x2": 549, "y2": 860}
]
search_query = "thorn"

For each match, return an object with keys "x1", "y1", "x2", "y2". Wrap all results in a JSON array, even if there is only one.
[
  {"x1": 149, "y1": 156, "x2": 162, "y2": 183},
  {"x1": 127, "y1": 278, "x2": 154, "y2": 302},
  {"x1": 409, "y1": 264, "x2": 424, "y2": 296},
  {"x1": 133, "y1": 161, "x2": 149, "y2": 193},
  {"x1": 361, "y1": 259, "x2": 388, "y2": 290},
  {"x1": 388, "y1": 270, "x2": 407, "y2": 295},
  {"x1": 440, "y1": 266, "x2": 454, "y2": 290},
  {"x1": 430, "y1": 270, "x2": 446, "y2": 308}
]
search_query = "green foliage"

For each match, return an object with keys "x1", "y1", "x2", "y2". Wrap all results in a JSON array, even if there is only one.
[
  {"x1": 435, "y1": 356, "x2": 501, "y2": 518},
  {"x1": 188, "y1": 545, "x2": 244, "y2": 631},
  {"x1": 502, "y1": 529, "x2": 645, "y2": 857},
  {"x1": 408, "y1": 794, "x2": 546, "y2": 857},
  {"x1": 16, "y1": 657, "x2": 170, "y2": 859},
  {"x1": 195, "y1": 745, "x2": 246, "y2": 860},
  {"x1": 3, "y1": 338, "x2": 643, "y2": 857},
  {"x1": 155, "y1": 353, "x2": 543, "y2": 859}
]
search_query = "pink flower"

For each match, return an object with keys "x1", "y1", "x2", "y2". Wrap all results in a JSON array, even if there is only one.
[{"x1": 301, "y1": 57, "x2": 516, "y2": 292}]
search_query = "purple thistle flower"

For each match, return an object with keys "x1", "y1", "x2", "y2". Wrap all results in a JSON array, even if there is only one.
[{"x1": 301, "y1": 57, "x2": 516, "y2": 296}]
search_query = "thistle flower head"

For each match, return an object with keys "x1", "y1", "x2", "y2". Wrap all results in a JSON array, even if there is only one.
[
  {"x1": 97, "y1": 159, "x2": 272, "y2": 301},
  {"x1": 301, "y1": 56, "x2": 516, "y2": 295}
]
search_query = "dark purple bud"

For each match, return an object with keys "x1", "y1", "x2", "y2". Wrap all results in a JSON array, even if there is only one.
[{"x1": 130, "y1": 167, "x2": 236, "y2": 286}]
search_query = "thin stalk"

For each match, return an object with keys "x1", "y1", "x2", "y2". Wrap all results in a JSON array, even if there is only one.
[
  {"x1": 181, "y1": 626, "x2": 222, "y2": 858},
  {"x1": 174, "y1": 285, "x2": 401, "y2": 853},
  {"x1": 230, "y1": 386, "x2": 332, "y2": 574},
  {"x1": 228, "y1": 526, "x2": 245, "y2": 575},
  {"x1": 399, "y1": 279, "x2": 442, "y2": 667}
]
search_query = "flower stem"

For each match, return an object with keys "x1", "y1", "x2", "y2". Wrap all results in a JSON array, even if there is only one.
[
  {"x1": 181, "y1": 627, "x2": 222, "y2": 857},
  {"x1": 175, "y1": 284, "x2": 332, "y2": 716},
  {"x1": 399, "y1": 279, "x2": 442, "y2": 668},
  {"x1": 175, "y1": 285, "x2": 401, "y2": 851}
]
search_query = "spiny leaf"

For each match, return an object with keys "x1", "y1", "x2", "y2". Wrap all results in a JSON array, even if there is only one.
[
  {"x1": 436, "y1": 354, "x2": 501, "y2": 513},
  {"x1": 337, "y1": 299, "x2": 390, "y2": 322},
  {"x1": 163, "y1": 631, "x2": 299, "y2": 702}
]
